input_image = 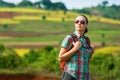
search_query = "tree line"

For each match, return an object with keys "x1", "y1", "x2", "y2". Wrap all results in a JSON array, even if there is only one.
[
  {"x1": 0, "y1": 0, "x2": 120, "y2": 20},
  {"x1": 0, "y1": 0, "x2": 67, "y2": 11},
  {"x1": 72, "y1": 1, "x2": 120, "y2": 20}
]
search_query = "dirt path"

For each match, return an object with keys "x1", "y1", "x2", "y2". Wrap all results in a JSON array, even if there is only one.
[
  {"x1": 0, "y1": 31, "x2": 103, "y2": 49},
  {"x1": 0, "y1": 74, "x2": 61, "y2": 80},
  {"x1": 3, "y1": 41, "x2": 59, "y2": 49},
  {"x1": 0, "y1": 31, "x2": 63, "y2": 37}
]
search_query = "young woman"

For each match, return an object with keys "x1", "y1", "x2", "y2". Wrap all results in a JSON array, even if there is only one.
[{"x1": 59, "y1": 15, "x2": 95, "y2": 80}]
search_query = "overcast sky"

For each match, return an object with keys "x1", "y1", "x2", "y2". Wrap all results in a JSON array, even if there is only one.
[{"x1": 2, "y1": 0, "x2": 120, "y2": 9}]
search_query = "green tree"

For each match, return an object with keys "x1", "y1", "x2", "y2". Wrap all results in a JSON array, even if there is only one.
[
  {"x1": 0, "y1": 0, "x2": 15, "y2": 7},
  {"x1": 0, "y1": 44, "x2": 5, "y2": 54},
  {"x1": 102, "y1": 0, "x2": 108, "y2": 7},
  {"x1": 18, "y1": 0, "x2": 33, "y2": 7},
  {"x1": 41, "y1": 0, "x2": 52, "y2": 9},
  {"x1": 33, "y1": 1, "x2": 41, "y2": 8},
  {"x1": 51, "y1": 2, "x2": 67, "y2": 11}
]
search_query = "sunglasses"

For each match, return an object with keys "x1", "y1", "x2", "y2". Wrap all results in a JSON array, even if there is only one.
[{"x1": 74, "y1": 20, "x2": 86, "y2": 24}]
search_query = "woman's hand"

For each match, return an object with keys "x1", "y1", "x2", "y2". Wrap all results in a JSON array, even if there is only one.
[
  {"x1": 90, "y1": 43, "x2": 95, "y2": 53},
  {"x1": 59, "y1": 41, "x2": 81, "y2": 61},
  {"x1": 73, "y1": 41, "x2": 81, "y2": 51}
]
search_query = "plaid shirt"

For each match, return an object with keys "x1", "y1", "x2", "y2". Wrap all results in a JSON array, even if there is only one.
[{"x1": 61, "y1": 31, "x2": 93, "y2": 80}]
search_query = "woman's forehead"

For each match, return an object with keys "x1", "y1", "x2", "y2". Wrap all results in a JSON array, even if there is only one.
[{"x1": 75, "y1": 16, "x2": 85, "y2": 20}]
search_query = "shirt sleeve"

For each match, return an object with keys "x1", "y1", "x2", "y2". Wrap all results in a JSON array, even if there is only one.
[{"x1": 61, "y1": 35, "x2": 73, "y2": 50}]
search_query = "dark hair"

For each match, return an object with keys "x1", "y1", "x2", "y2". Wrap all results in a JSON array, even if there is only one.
[
  {"x1": 80, "y1": 15, "x2": 88, "y2": 33},
  {"x1": 84, "y1": 28, "x2": 88, "y2": 33},
  {"x1": 80, "y1": 15, "x2": 88, "y2": 24}
]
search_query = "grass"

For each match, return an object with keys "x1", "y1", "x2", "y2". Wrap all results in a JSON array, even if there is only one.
[
  {"x1": 0, "y1": 20, "x2": 119, "y2": 33},
  {"x1": 0, "y1": 20, "x2": 120, "y2": 47},
  {"x1": 0, "y1": 7, "x2": 120, "y2": 47}
]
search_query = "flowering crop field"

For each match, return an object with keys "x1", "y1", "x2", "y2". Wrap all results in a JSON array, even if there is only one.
[
  {"x1": 0, "y1": 8, "x2": 120, "y2": 24},
  {"x1": 94, "y1": 46, "x2": 120, "y2": 56},
  {"x1": 14, "y1": 46, "x2": 120, "y2": 57},
  {"x1": 14, "y1": 48, "x2": 30, "y2": 57},
  {"x1": 0, "y1": 19, "x2": 20, "y2": 24},
  {"x1": 0, "y1": 7, "x2": 120, "y2": 51}
]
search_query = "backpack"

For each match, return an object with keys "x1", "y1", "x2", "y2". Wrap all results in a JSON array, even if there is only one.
[
  {"x1": 60, "y1": 34, "x2": 79, "y2": 71},
  {"x1": 59, "y1": 34, "x2": 91, "y2": 72}
]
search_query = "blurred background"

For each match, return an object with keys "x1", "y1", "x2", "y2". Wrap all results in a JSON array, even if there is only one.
[{"x1": 0, "y1": 0, "x2": 120, "y2": 80}]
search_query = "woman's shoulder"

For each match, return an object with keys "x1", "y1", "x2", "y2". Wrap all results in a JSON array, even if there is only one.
[{"x1": 64, "y1": 34, "x2": 73, "y2": 40}]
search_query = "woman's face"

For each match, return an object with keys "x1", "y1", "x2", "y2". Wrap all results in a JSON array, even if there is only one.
[{"x1": 74, "y1": 16, "x2": 87, "y2": 32}]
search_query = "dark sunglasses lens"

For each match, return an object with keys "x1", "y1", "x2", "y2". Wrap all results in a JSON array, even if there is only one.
[
  {"x1": 80, "y1": 20, "x2": 85, "y2": 24},
  {"x1": 74, "y1": 20, "x2": 86, "y2": 24},
  {"x1": 74, "y1": 20, "x2": 79, "y2": 23}
]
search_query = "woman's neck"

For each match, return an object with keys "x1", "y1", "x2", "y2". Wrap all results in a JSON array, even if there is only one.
[{"x1": 77, "y1": 30, "x2": 84, "y2": 37}]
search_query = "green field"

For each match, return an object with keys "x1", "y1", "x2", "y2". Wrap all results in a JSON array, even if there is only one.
[
  {"x1": 0, "y1": 20, "x2": 120, "y2": 48},
  {"x1": 0, "y1": 8, "x2": 120, "y2": 48}
]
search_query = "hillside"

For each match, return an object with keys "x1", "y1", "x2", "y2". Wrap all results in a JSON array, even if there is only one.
[
  {"x1": 73, "y1": 4, "x2": 120, "y2": 20},
  {"x1": 0, "y1": 8, "x2": 120, "y2": 25},
  {"x1": 0, "y1": 7, "x2": 120, "y2": 49},
  {"x1": 0, "y1": 0, "x2": 120, "y2": 20}
]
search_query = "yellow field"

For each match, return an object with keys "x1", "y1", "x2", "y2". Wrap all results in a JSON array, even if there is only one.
[
  {"x1": 14, "y1": 46, "x2": 120, "y2": 57},
  {"x1": 0, "y1": 19, "x2": 20, "y2": 24},
  {"x1": 14, "y1": 16, "x2": 42, "y2": 20},
  {"x1": 94, "y1": 46, "x2": 120, "y2": 56},
  {"x1": 0, "y1": 8, "x2": 120, "y2": 24},
  {"x1": 0, "y1": 8, "x2": 46, "y2": 13},
  {"x1": 14, "y1": 49, "x2": 30, "y2": 57}
]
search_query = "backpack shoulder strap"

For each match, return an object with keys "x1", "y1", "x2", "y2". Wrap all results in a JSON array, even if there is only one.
[
  {"x1": 70, "y1": 34, "x2": 78, "y2": 42},
  {"x1": 85, "y1": 36, "x2": 91, "y2": 46},
  {"x1": 67, "y1": 34, "x2": 78, "y2": 50}
]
